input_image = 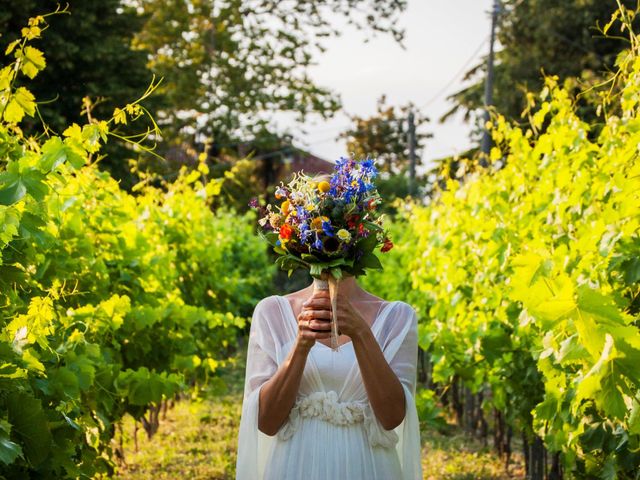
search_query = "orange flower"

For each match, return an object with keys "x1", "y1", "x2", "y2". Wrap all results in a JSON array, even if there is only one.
[{"x1": 279, "y1": 224, "x2": 294, "y2": 240}]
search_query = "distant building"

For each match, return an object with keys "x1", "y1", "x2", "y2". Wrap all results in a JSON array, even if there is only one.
[
  {"x1": 276, "y1": 149, "x2": 335, "y2": 183},
  {"x1": 164, "y1": 140, "x2": 335, "y2": 190}
]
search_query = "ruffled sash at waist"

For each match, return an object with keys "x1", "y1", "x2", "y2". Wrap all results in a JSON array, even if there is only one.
[{"x1": 276, "y1": 390, "x2": 399, "y2": 448}]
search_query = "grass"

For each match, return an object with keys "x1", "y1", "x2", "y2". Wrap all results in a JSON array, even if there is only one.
[
  {"x1": 115, "y1": 394, "x2": 241, "y2": 480},
  {"x1": 421, "y1": 429, "x2": 525, "y2": 480},
  {"x1": 114, "y1": 355, "x2": 525, "y2": 480}
]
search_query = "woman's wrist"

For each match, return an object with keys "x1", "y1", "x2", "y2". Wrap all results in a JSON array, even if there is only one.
[
  {"x1": 294, "y1": 336, "x2": 313, "y2": 355},
  {"x1": 350, "y1": 323, "x2": 375, "y2": 345}
]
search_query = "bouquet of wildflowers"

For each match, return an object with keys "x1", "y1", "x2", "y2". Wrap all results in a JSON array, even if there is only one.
[
  {"x1": 250, "y1": 156, "x2": 393, "y2": 350},
  {"x1": 250, "y1": 156, "x2": 393, "y2": 280}
]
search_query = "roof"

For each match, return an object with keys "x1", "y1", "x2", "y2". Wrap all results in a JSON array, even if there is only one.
[{"x1": 276, "y1": 149, "x2": 335, "y2": 182}]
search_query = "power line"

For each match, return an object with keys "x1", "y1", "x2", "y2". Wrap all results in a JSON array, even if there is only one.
[
  {"x1": 308, "y1": 133, "x2": 345, "y2": 145},
  {"x1": 418, "y1": 35, "x2": 490, "y2": 110},
  {"x1": 301, "y1": 121, "x2": 352, "y2": 135}
]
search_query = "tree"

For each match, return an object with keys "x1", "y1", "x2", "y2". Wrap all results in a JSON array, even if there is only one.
[
  {"x1": 129, "y1": 0, "x2": 408, "y2": 159},
  {"x1": 0, "y1": 1, "x2": 155, "y2": 185},
  {"x1": 340, "y1": 95, "x2": 431, "y2": 175},
  {"x1": 1, "y1": 1, "x2": 408, "y2": 186},
  {"x1": 444, "y1": 0, "x2": 637, "y2": 132}
]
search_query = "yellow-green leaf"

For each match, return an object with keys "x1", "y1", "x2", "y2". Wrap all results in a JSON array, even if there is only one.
[
  {"x1": 13, "y1": 87, "x2": 36, "y2": 117},
  {"x1": 18, "y1": 46, "x2": 46, "y2": 79},
  {"x1": 4, "y1": 39, "x2": 20, "y2": 56},
  {"x1": 3, "y1": 99, "x2": 24, "y2": 123},
  {"x1": 113, "y1": 107, "x2": 127, "y2": 125}
]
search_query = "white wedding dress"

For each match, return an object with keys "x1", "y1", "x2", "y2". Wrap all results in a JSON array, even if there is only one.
[{"x1": 235, "y1": 295, "x2": 422, "y2": 480}]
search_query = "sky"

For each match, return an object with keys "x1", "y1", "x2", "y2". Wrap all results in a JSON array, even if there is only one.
[{"x1": 274, "y1": 0, "x2": 495, "y2": 171}]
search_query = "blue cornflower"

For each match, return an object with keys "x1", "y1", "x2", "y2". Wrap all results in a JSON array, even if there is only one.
[
  {"x1": 312, "y1": 234, "x2": 323, "y2": 250},
  {"x1": 357, "y1": 178, "x2": 367, "y2": 195},
  {"x1": 299, "y1": 223, "x2": 313, "y2": 244},
  {"x1": 344, "y1": 189, "x2": 354, "y2": 203},
  {"x1": 330, "y1": 171, "x2": 344, "y2": 195},
  {"x1": 335, "y1": 157, "x2": 350, "y2": 171},
  {"x1": 296, "y1": 206, "x2": 308, "y2": 221},
  {"x1": 361, "y1": 158, "x2": 374, "y2": 170},
  {"x1": 322, "y1": 220, "x2": 334, "y2": 237},
  {"x1": 360, "y1": 158, "x2": 378, "y2": 179}
]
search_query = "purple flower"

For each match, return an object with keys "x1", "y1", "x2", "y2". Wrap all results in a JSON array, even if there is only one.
[{"x1": 248, "y1": 198, "x2": 259, "y2": 208}]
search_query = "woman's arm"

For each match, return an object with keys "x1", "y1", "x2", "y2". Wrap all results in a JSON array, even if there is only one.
[
  {"x1": 350, "y1": 323, "x2": 406, "y2": 430},
  {"x1": 257, "y1": 291, "x2": 332, "y2": 436}
]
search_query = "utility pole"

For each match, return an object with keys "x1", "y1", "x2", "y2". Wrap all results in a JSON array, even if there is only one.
[
  {"x1": 407, "y1": 111, "x2": 416, "y2": 195},
  {"x1": 480, "y1": 0, "x2": 500, "y2": 167}
]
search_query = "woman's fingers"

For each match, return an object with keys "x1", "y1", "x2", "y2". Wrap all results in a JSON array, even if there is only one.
[
  {"x1": 303, "y1": 300, "x2": 332, "y2": 312},
  {"x1": 305, "y1": 308, "x2": 332, "y2": 320},
  {"x1": 301, "y1": 330, "x2": 332, "y2": 340},
  {"x1": 296, "y1": 291, "x2": 335, "y2": 341},
  {"x1": 297, "y1": 309, "x2": 330, "y2": 321},
  {"x1": 303, "y1": 290, "x2": 331, "y2": 311},
  {"x1": 297, "y1": 310, "x2": 331, "y2": 327},
  {"x1": 308, "y1": 289, "x2": 330, "y2": 300},
  {"x1": 308, "y1": 319, "x2": 332, "y2": 331},
  {"x1": 297, "y1": 318, "x2": 331, "y2": 338}
]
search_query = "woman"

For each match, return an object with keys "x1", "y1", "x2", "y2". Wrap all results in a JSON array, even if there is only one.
[{"x1": 235, "y1": 271, "x2": 422, "y2": 479}]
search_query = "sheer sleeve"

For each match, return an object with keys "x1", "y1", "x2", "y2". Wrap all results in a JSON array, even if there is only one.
[
  {"x1": 393, "y1": 304, "x2": 422, "y2": 480},
  {"x1": 236, "y1": 297, "x2": 279, "y2": 480},
  {"x1": 364, "y1": 302, "x2": 422, "y2": 479}
]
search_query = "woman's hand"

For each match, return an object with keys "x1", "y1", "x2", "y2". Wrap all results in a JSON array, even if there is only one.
[
  {"x1": 334, "y1": 291, "x2": 370, "y2": 340},
  {"x1": 300, "y1": 289, "x2": 374, "y2": 342},
  {"x1": 296, "y1": 289, "x2": 332, "y2": 351}
]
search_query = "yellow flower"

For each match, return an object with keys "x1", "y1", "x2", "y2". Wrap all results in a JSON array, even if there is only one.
[
  {"x1": 281, "y1": 200, "x2": 291, "y2": 214},
  {"x1": 337, "y1": 229, "x2": 351, "y2": 242},
  {"x1": 317, "y1": 181, "x2": 331, "y2": 193}
]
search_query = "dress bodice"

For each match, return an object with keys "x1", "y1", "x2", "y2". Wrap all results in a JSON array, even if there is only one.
[{"x1": 309, "y1": 342, "x2": 356, "y2": 393}]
